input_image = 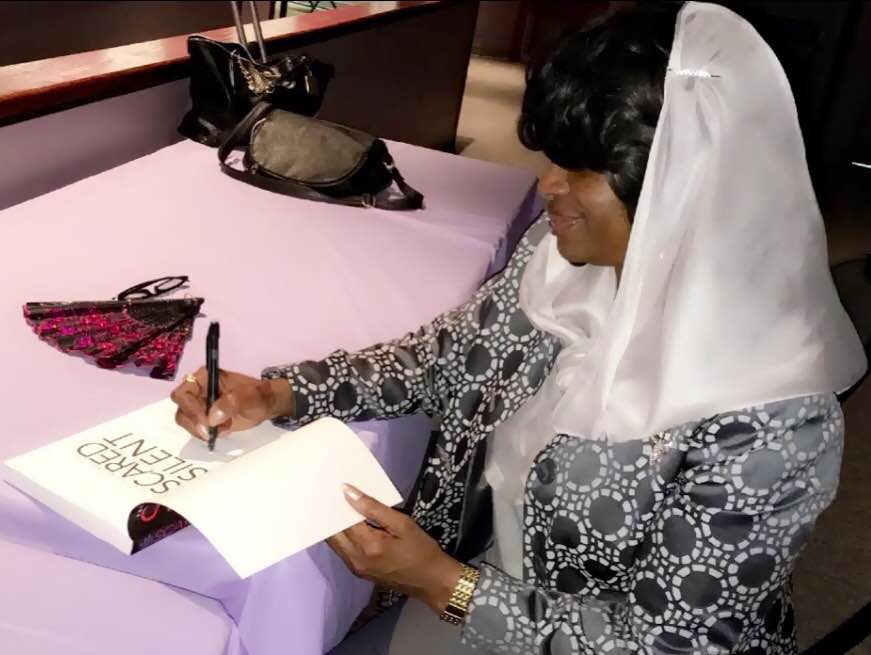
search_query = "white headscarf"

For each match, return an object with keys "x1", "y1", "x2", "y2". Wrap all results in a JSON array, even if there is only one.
[{"x1": 486, "y1": 1, "x2": 867, "y2": 502}]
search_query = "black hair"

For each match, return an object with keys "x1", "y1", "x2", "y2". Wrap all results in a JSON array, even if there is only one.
[{"x1": 519, "y1": 5, "x2": 678, "y2": 210}]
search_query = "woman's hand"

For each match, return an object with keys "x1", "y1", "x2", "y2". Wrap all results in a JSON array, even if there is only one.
[
  {"x1": 327, "y1": 484, "x2": 464, "y2": 614},
  {"x1": 170, "y1": 368, "x2": 295, "y2": 441}
]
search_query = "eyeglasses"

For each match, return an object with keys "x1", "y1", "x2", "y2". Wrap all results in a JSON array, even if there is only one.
[{"x1": 116, "y1": 276, "x2": 189, "y2": 301}]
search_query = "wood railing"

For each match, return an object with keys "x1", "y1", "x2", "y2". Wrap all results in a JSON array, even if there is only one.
[{"x1": 0, "y1": 1, "x2": 437, "y2": 125}]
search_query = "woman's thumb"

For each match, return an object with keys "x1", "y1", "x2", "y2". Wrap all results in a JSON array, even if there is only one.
[{"x1": 207, "y1": 391, "x2": 238, "y2": 427}]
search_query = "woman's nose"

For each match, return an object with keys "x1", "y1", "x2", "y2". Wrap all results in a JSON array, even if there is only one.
[{"x1": 538, "y1": 166, "x2": 570, "y2": 196}]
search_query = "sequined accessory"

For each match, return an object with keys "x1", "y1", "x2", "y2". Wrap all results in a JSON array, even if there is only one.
[
  {"x1": 236, "y1": 52, "x2": 283, "y2": 96},
  {"x1": 23, "y1": 276, "x2": 203, "y2": 380},
  {"x1": 668, "y1": 67, "x2": 720, "y2": 78},
  {"x1": 650, "y1": 430, "x2": 677, "y2": 465}
]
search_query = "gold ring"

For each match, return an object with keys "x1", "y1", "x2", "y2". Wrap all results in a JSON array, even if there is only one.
[{"x1": 184, "y1": 374, "x2": 198, "y2": 385}]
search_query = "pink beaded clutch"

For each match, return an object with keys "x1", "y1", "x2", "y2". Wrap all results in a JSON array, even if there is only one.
[{"x1": 22, "y1": 276, "x2": 203, "y2": 380}]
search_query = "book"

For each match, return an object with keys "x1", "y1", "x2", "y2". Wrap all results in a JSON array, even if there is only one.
[{"x1": 3, "y1": 399, "x2": 402, "y2": 578}]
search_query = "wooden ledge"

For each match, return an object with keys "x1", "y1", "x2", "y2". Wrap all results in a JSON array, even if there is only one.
[{"x1": 0, "y1": 1, "x2": 438, "y2": 125}]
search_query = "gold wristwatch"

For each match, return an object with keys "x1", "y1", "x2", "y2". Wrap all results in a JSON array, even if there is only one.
[{"x1": 439, "y1": 564, "x2": 481, "y2": 625}]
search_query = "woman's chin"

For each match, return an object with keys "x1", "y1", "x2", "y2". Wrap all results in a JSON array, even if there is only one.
[{"x1": 555, "y1": 238, "x2": 588, "y2": 265}]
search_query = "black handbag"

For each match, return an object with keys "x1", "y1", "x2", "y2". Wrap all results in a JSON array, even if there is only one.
[
  {"x1": 218, "y1": 102, "x2": 424, "y2": 210},
  {"x1": 178, "y1": 2, "x2": 333, "y2": 147}
]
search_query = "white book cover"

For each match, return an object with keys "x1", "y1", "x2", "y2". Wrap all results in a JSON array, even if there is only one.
[{"x1": 3, "y1": 399, "x2": 402, "y2": 578}]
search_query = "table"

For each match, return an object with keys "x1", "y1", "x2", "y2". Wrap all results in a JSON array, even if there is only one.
[{"x1": 0, "y1": 138, "x2": 539, "y2": 655}]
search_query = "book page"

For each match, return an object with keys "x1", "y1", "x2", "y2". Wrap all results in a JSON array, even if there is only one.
[
  {"x1": 164, "y1": 416, "x2": 403, "y2": 579},
  {"x1": 4, "y1": 400, "x2": 403, "y2": 578},
  {"x1": 3, "y1": 399, "x2": 285, "y2": 553}
]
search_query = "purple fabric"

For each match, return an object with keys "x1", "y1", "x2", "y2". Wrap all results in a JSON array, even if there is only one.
[
  {"x1": 0, "y1": 539, "x2": 244, "y2": 655},
  {"x1": 0, "y1": 139, "x2": 539, "y2": 655},
  {"x1": 0, "y1": 80, "x2": 189, "y2": 211}
]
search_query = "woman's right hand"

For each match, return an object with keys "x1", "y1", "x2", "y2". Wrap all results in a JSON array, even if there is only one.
[{"x1": 170, "y1": 368, "x2": 295, "y2": 442}]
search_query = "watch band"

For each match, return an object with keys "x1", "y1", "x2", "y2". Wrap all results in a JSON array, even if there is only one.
[{"x1": 439, "y1": 564, "x2": 481, "y2": 626}]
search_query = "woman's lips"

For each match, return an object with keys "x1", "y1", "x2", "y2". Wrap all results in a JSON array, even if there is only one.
[{"x1": 548, "y1": 212, "x2": 583, "y2": 237}]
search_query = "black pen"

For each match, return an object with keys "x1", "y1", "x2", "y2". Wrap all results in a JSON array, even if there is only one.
[{"x1": 206, "y1": 322, "x2": 220, "y2": 451}]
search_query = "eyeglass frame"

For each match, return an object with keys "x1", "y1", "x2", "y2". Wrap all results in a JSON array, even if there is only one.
[{"x1": 116, "y1": 276, "x2": 189, "y2": 301}]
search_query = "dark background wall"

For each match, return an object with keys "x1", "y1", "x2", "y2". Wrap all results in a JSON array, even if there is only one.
[
  {"x1": 0, "y1": 1, "x2": 271, "y2": 66},
  {"x1": 717, "y1": 1, "x2": 871, "y2": 190},
  {"x1": 290, "y1": 1, "x2": 477, "y2": 151},
  {"x1": 472, "y1": 0, "x2": 520, "y2": 60},
  {"x1": 471, "y1": 0, "x2": 871, "y2": 193}
]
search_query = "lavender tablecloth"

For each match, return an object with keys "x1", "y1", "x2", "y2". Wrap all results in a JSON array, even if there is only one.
[{"x1": 0, "y1": 138, "x2": 539, "y2": 655}]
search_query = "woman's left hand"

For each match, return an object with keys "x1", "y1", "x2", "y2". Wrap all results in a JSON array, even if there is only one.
[{"x1": 327, "y1": 484, "x2": 464, "y2": 614}]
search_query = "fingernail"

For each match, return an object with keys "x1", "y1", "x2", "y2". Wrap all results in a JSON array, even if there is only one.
[
  {"x1": 197, "y1": 424, "x2": 210, "y2": 441},
  {"x1": 342, "y1": 483, "x2": 361, "y2": 501},
  {"x1": 208, "y1": 407, "x2": 226, "y2": 426}
]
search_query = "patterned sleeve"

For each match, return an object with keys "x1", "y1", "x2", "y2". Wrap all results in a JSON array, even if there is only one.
[
  {"x1": 261, "y1": 218, "x2": 544, "y2": 427},
  {"x1": 461, "y1": 397, "x2": 844, "y2": 654}
]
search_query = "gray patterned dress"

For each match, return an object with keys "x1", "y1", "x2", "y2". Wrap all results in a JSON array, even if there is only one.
[{"x1": 264, "y1": 218, "x2": 843, "y2": 654}]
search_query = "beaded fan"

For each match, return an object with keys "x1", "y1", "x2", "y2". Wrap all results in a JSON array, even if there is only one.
[{"x1": 23, "y1": 276, "x2": 203, "y2": 380}]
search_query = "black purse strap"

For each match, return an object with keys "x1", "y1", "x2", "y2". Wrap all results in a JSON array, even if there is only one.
[{"x1": 218, "y1": 102, "x2": 424, "y2": 210}]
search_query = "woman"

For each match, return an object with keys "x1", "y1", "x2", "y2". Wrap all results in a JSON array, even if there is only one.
[{"x1": 172, "y1": 3, "x2": 866, "y2": 653}]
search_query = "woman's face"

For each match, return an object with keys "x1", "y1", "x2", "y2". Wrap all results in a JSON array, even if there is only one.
[{"x1": 538, "y1": 166, "x2": 631, "y2": 267}]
